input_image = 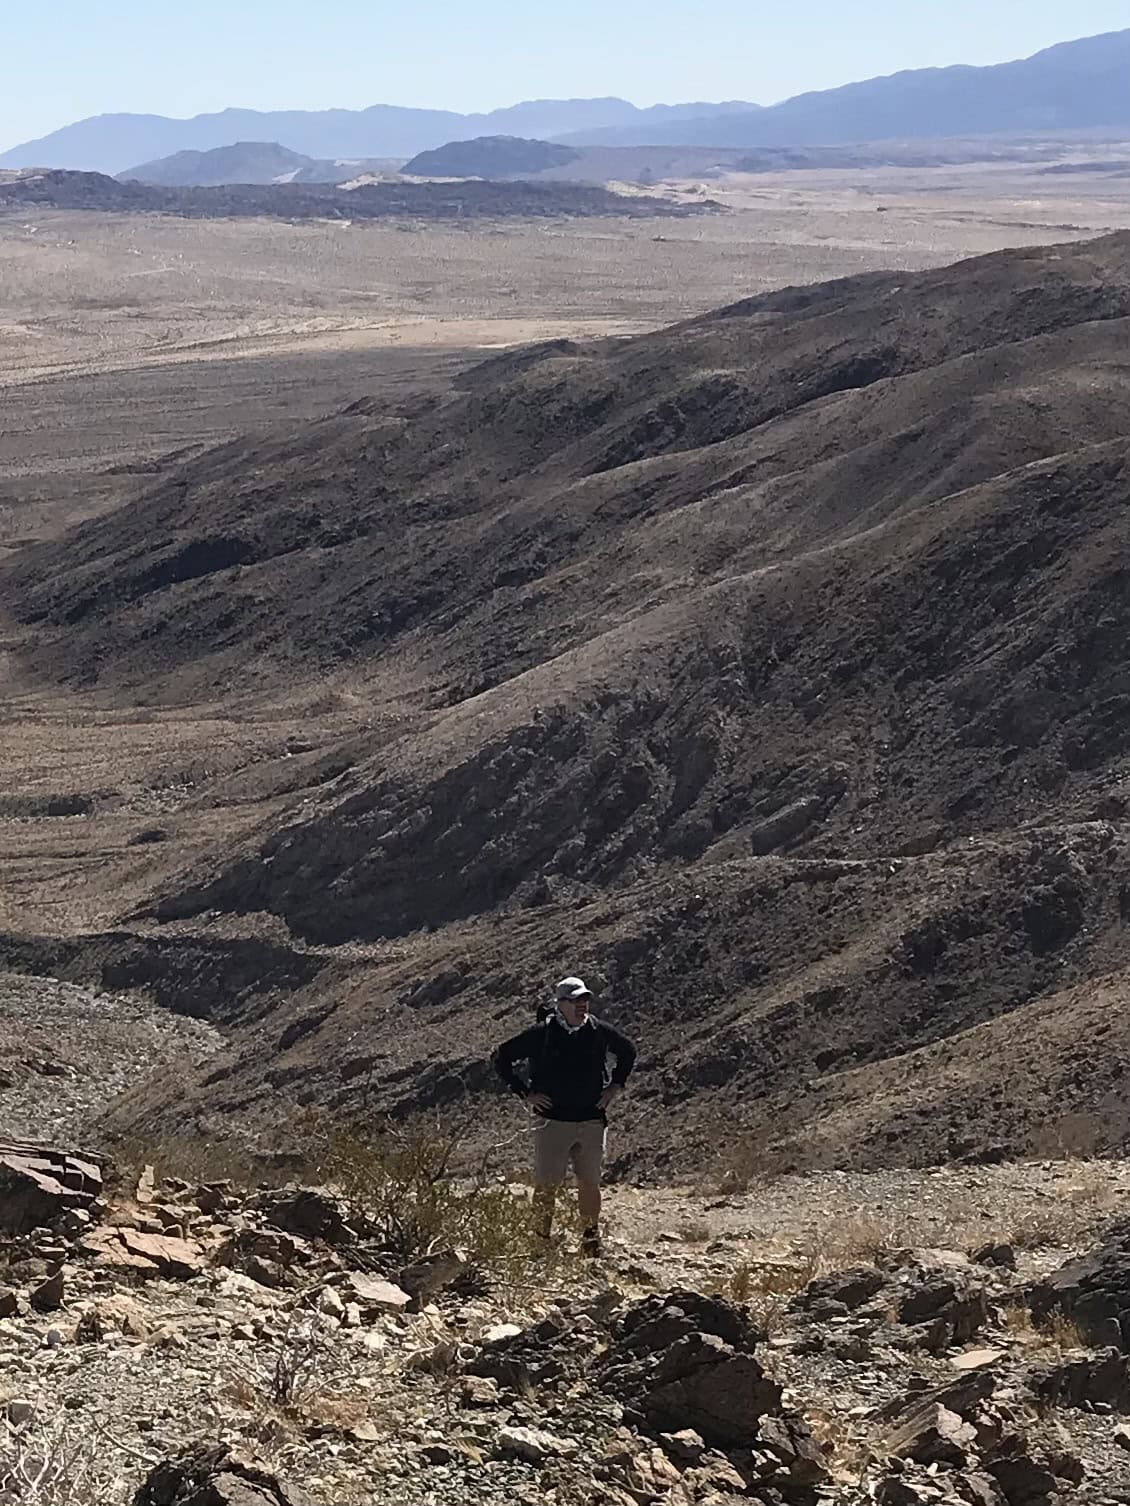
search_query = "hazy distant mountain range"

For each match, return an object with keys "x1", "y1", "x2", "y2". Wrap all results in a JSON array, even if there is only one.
[
  {"x1": 563, "y1": 29, "x2": 1130, "y2": 148},
  {"x1": 0, "y1": 99, "x2": 758, "y2": 175},
  {"x1": 2, "y1": 30, "x2": 1128, "y2": 175}
]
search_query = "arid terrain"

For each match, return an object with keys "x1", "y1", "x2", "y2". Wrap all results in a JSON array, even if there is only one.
[
  {"x1": 5, "y1": 159, "x2": 1129, "y2": 536},
  {"x1": 2, "y1": 155, "x2": 1130, "y2": 1176},
  {"x1": 2, "y1": 147, "x2": 1130, "y2": 1506},
  {"x1": 2, "y1": 974, "x2": 1130, "y2": 1504}
]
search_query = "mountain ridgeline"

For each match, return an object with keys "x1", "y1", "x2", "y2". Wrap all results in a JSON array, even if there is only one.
[{"x1": 3, "y1": 30, "x2": 1128, "y2": 173}]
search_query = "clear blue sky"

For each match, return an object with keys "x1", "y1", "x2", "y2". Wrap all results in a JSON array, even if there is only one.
[{"x1": 4, "y1": 0, "x2": 1130, "y2": 148}]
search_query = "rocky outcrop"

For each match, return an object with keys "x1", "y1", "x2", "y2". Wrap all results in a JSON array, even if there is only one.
[
  {"x1": 789, "y1": 1264, "x2": 889, "y2": 1318},
  {"x1": 1030, "y1": 1218, "x2": 1130, "y2": 1349},
  {"x1": 876, "y1": 1371, "x2": 1084, "y2": 1506},
  {"x1": 1029, "y1": 1347, "x2": 1130, "y2": 1411},
  {"x1": 787, "y1": 1250, "x2": 995, "y2": 1357},
  {"x1": 467, "y1": 1304, "x2": 605, "y2": 1389},
  {"x1": 887, "y1": 1249, "x2": 992, "y2": 1349},
  {"x1": 595, "y1": 1290, "x2": 785, "y2": 1450},
  {"x1": 0, "y1": 1141, "x2": 102, "y2": 1233},
  {"x1": 253, "y1": 1186, "x2": 362, "y2": 1246},
  {"x1": 133, "y1": 1444, "x2": 315, "y2": 1506}
]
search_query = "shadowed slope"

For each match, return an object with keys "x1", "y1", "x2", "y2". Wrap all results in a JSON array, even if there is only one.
[{"x1": 4, "y1": 232, "x2": 1130, "y2": 1171}]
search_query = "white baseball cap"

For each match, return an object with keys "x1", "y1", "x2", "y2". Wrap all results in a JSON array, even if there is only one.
[{"x1": 555, "y1": 976, "x2": 593, "y2": 1001}]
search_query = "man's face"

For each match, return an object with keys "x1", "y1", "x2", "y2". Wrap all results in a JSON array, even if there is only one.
[{"x1": 560, "y1": 994, "x2": 591, "y2": 1027}]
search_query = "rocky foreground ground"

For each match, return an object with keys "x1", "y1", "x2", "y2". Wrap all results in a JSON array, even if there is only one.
[
  {"x1": 2, "y1": 970, "x2": 1130, "y2": 1503},
  {"x1": 2, "y1": 1135, "x2": 1130, "y2": 1506}
]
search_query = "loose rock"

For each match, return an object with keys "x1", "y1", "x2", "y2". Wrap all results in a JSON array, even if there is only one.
[
  {"x1": 497, "y1": 1425, "x2": 580, "y2": 1462},
  {"x1": 133, "y1": 1444, "x2": 316, "y2": 1506}
]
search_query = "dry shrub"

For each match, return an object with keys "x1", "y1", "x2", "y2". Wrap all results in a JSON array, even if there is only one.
[
  {"x1": 805, "y1": 1211, "x2": 918, "y2": 1271},
  {"x1": 732, "y1": 1263, "x2": 807, "y2": 1334},
  {"x1": 676, "y1": 1218, "x2": 713, "y2": 1245},
  {"x1": 802, "y1": 1402, "x2": 872, "y2": 1484},
  {"x1": 714, "y1": 1250, "x2": 821, "y2": 1334},
  {"x1": 0, "y1": 1412, "x2": 135, "y2": 1505},
  {"x1": 221, "y1": 1319, "x2": 365, "y2": 1442},
  {"x1": 312, "y1": 1117, "x2": 574, "y2": 1275},
  {"x1": 727, "y1": 1261, "x2": 755, "y2": 1304},
  {"x1": 301, "y1": 1394, "x2": 369, "y2": 1432},
  {"x1": 266, "y1": 1322, "x2": 324, "y2": 1410}
]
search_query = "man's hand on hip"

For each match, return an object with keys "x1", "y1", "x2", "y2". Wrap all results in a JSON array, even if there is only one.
[
  {"x1": 598, "y1": 1085, "x2": 623, "y2": 1111},
  {"x1": 527, "y1": 1092, "x2": 553, "y2": 1114}
]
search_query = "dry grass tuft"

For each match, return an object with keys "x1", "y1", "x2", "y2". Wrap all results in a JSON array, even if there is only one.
[
  {"x1": 1004, "y1": 1171, "x2": 1118, "y2": 1251},
  {"x1": 998, "y1": 1301, "x2": 1091, "y2": 1353},
  {"x1": 714, "y1": 1251, "x2": 821, "y2": 1334},
  {"x1": 801, "y1": 1402, "x2": 872, "y2": 1485}
]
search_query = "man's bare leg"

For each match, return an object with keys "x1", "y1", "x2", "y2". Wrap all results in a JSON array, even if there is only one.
[
  {"x1": 578, "y1": 1181, "x2": 602, "y2": 1251},
  {"x1": 532, "y1": 1184, "x2": 558, "y2": 1240}
]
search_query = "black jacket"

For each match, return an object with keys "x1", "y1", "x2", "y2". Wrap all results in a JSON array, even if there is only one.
[{"x1": 494, "y1": 1015, "x2": 636, "y2": 1123}]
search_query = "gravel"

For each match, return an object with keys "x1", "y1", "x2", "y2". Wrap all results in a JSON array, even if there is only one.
[{"x1": 0, "y1": 971, "x2": 222, "y2": 1144}]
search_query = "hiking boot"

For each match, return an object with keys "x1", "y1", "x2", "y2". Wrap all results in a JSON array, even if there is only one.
[{"x1": 580, "y1": 1228, "x2": 602, "y2": 1259}]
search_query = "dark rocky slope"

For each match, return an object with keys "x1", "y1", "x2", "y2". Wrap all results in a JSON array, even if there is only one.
[{"x1": 4, "y1": 233, "x2": 1130, "y2": 1171}]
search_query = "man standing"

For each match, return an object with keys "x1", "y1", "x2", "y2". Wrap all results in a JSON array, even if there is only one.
[{"x1": 493, "y1": 976, "x2": 636, "y2": 1256}]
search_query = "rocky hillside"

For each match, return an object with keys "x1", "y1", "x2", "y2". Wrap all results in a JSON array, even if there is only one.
[{"x1": 3, "y1": 233, "x2": 1130, "y2": 1173}]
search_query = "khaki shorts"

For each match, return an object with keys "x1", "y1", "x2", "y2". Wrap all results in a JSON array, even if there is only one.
[{"x1": 533, "y1": 1117, "x2": 606, "y2": 1185}]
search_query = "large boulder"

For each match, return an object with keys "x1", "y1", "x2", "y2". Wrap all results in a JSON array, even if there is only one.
[
  {"x1": 888, "y1": 1403, "x2": 978, "y2": 1467},
  {"x1": 888, "y1": 1249, "x2": 991, "y2": 1348},
  {"x1": 622, "y1": 1331, "x2": 781, "y2": 1446},
  {"x1": 606, "y1": 1289, "x2": 764, "y2": 1356},
  {"x1": 897, "y1": 1275, "x2": 991, "y2": 1345},
  {"x1": 119, "y1": 1228, "x2": 206, "y2": 1278},
  {"x1": 78, "y1": 1225, "x2": 205, "y2": 1279},
  {"x1": 466, "y1": 1306, "x2": 600, "y2": 1388},
  {"x1": 789, "y1": 1264, "x2": 890, "y2": 1320},
  {"x1": 253, "y1": 1186, "x2": 360, "y2": 1246}
]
